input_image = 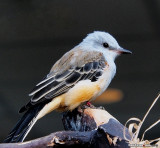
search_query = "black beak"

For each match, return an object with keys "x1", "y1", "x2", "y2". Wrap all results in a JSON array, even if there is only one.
[{"x1": 118, "y1": 48, "x2": 132, "y2": 54}]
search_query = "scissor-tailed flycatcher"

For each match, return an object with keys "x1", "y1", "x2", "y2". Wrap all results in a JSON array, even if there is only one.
[{"x1": 4, "y1": 31, "x2": 131, "y2": 143}]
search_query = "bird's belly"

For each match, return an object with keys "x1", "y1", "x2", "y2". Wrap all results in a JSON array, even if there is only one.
[
  {"x1": 37, "y1": 66, "x2": 115, "y2": 118},
  {"x1": 64, "y1": 80, "x2": 100, "y2": 110},
  {"x1": 93, "y1": 65, "x2": 115, "y2": 99},
  {"x1": 64, "y1": 66, "x2": 115, "y2": 110}
]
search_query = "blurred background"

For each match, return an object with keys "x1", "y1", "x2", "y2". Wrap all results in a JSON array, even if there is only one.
[{"x1": 0, "y1": 0, "x2": 159, "y2": 142}]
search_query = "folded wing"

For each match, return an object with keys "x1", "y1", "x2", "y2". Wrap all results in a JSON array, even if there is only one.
[{"x1": 19, "y1": 50, "x2": 106, "y2": 113}]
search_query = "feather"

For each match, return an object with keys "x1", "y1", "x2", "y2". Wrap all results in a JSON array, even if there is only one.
[{"x1": 20, "y1": 50, "x2": 106, "y2": 112}]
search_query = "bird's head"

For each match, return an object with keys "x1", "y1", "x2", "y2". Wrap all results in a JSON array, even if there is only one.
[{"x1": 80, "y1": 31, "x2": 132, "y2": 60}]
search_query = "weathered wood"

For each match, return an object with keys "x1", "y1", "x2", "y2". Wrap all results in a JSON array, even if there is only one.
[{"x1": 0, "y1": 105, "x2": 131, "y2": 148}]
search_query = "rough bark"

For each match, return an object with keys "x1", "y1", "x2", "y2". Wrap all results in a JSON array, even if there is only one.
[{"x1": 0, "y1": 105, "x2": 131, "y2": 148}]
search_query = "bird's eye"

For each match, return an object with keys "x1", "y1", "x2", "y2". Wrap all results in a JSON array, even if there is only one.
[{"x1": 103, "y1": 43, "x2": 109, "y2": 48}]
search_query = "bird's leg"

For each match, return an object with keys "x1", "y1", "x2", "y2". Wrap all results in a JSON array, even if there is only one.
[
  {"x1": 86, "y1": 101, "x2": 92, "y2": 107},
  {"x1": 85, "y1": 101, "x2": 96, "y2": 109}
]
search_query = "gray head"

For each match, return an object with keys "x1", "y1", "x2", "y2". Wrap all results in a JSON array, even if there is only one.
[{"x1": 80, "y1": 31, "x2": 132, "y2": 60}]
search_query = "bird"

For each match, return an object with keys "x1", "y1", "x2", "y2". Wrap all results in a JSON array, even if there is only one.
[{"x1": 3, "y1": 31, "x2": 132, "y2": 143}]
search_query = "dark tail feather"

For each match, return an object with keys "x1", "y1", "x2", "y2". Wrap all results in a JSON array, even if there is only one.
[{"x1": 3, "y1": 104, "x2": 45, "y2": 143}]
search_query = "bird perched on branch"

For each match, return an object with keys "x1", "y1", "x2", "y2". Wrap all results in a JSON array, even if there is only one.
[{"x1": 4, "y1": 31, "x2": 131, "y2": 143}]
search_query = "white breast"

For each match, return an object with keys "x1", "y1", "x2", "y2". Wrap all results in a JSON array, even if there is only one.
[{"x1": 92, "y1": 59, "x2": 116, "y2": 101}]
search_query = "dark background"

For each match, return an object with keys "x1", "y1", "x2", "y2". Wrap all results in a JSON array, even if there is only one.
[{"x1": 0, "y1": 0, "x2": 159, "y2": 142}]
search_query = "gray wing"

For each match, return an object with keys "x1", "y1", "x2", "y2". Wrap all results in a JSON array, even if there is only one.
[{"x1": 19, "y1": 57, "x2": 106, "y2": 113}]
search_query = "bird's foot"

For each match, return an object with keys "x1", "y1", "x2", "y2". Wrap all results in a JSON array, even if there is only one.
[
  {"x1": 86, "y1": 101, "x2": 92, "y2": 107},
  {"x1": 86, "y1": 102, "x2": 95, "y2": 108},
  {"x1": 81, "y1": 102, "x2": 96, "y2": 109}
]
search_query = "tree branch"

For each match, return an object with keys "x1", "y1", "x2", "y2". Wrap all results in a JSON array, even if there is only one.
[{"x1": 0, "y1": 105, "x2": 131, "y2": 148}]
